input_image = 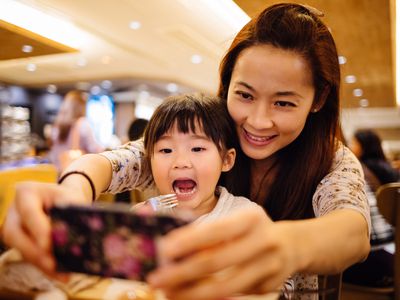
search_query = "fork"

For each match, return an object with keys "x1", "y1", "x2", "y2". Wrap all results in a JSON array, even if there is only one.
[{"x1": 146, "y1": 193, "x2": 178, "y2": 212}]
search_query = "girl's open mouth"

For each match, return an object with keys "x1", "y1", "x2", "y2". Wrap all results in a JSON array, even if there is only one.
[{"x1": 173, "y1": 179, "x2": 197, "y2": 198}]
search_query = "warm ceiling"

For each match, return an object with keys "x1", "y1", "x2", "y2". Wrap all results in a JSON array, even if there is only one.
[{"x1": 0, "y1": 0, "x2": 396, "y2": 108}]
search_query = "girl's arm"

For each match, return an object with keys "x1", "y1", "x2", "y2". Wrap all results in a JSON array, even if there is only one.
[{"x1": 60, "y1": 153, "x2": 112, "y2": 201}]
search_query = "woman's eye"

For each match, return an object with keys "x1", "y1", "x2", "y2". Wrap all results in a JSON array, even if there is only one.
[
  {"x1": 192, "y1": 147, "x2": 205, "y2": 152},
  {"x1": 160, "y1": 148, "x2": 172, "y2": 154},
  {"x1": 235, "y1": 91, "x2": 253, "y2": 101},
  {"x1": 275, "y1": 101, "x2": 296, "y2": 107}
]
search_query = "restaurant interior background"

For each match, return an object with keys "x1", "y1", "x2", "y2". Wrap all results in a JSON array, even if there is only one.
[{"x1": 0, "y1": 0, "x2": 399, "y2": 166}]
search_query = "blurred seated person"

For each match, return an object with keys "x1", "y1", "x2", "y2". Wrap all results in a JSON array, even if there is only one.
[
  {"x1": 115, "y1": 118, "x2": 149, "y2": 203},
  {"x1": 344, "y1": 128, "x2": 399, "y2": 288},
  {"x1": 350, "y1": 129, "x2": 399, "y2": 188},
  {"x1": 48, "y1": 90, "x2": 105, "y2": 174},
  {"x1": 127, "y1": 118, "x2": 148, "y2": 142}
]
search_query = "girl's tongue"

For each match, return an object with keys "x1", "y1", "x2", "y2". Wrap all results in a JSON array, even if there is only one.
[{"x1": 173, "y1": 179, "x2": 197, "y2": 195}]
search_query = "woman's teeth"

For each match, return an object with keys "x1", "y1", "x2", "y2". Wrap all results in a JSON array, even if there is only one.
[{"x1": 246, "y1": 131, "x2": 274, "y2": 142}]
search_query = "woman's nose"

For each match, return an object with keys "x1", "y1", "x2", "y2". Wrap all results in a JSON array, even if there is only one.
[{"x1": 247, "y1": 103, "x2": 274, "y2": 129}]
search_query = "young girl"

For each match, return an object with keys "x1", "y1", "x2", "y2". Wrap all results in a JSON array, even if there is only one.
[
  {"x1": 3, "y1": 3, "x2": 370, "y2": 299},
  {"x1": 141, "y1": 93, "x2": 262, "y2": 221}
]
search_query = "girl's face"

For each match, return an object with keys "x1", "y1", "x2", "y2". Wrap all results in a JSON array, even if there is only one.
[
  {"x1": 150, "y1": 122, "x2": 235, "y2": 218},
  {"x1": 227, "y1": 45, "x2": 315, "y2": 161}
]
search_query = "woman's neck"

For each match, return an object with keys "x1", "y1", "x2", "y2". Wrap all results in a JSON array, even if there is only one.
[{"x1": 250, "y1": 157, "x2": 278, "y2": 205}]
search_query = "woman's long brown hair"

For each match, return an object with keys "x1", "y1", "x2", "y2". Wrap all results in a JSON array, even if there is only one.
[{"x1": 219, "y1": 3, "x2": 341, "y2": 220}]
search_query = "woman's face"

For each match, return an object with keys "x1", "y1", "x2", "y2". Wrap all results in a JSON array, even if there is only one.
[
  {"x1": 227, "y1": 45, "x2": 315, "y2": 160},
  {"x1": 57, "y1": 97, "x2": 75, "y2": 124}
]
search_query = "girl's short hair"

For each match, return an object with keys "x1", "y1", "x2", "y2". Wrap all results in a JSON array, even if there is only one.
[{"x1": 144, "y1": 93, "x2": 236, "y2": 157}]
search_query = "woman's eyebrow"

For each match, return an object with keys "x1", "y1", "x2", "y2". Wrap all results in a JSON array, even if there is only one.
[
  {"x1": 236, "y1": 81, "x2": 304, "y2": 99},
  {"x1": 276, "y1": 91, "x2": 304, "y2": 99},
  {"x1": 235, "y1": 81, "x2": 256, "y2": 92}
]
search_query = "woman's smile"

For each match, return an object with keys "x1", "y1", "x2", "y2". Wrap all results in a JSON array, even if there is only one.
[{"x1": 242, "y1": 127, "x2": 278, "y2": 147}]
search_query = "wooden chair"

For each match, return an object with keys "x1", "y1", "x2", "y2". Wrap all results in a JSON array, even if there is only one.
[
  {"x1": 376, "y1": 182, "x2": 400, "y2": 300},
  {"x1": 318, "y1": 273, "x2": 342, "y2": 300}
]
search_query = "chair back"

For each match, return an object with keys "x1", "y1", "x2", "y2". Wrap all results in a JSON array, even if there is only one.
[
  {"x1": 0, "y1": 164, "x2": 58, "y2": 226},
  {"x1": 318, "y1": 273, "x2": 342, "y2": 300},
  {"x1": 376, "y1": 182, "x2": 400, "y2": 300}
]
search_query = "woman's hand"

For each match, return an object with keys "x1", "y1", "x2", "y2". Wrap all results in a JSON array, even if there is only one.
[
  {"x1": 147, "y1": 207, "x2": 301, "y2": 300},
  {"x1": 1, "y1": 182, "x2": 88, "y2": 276}
]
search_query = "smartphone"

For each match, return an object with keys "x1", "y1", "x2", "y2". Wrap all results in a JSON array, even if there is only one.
[{"x1": 49, "y1": 203, "x2": 187, "y2": 281}]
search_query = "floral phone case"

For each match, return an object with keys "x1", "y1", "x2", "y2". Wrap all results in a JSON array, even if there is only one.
[{"x1": 49, "y1": 204, "x2": 187, "y2": 281}]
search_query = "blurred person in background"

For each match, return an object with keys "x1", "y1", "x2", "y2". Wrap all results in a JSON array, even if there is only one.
[
  {"x1": 128, "y1": 118, "x2": 149, "y2": 142},
  {"x1": 343, "y1": 128, "x2": 399, "y2": 288},
  {"x1": 48, "y1": 90, "x2": 105, "y2": 173},
  {"x1": 350, "y1": 129, "x2": 399, "y2": 188}
]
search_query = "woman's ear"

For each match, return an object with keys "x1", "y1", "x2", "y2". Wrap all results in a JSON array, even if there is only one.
[{"x1": 222, "y1": 148, "x2": 236, "y2": 172}]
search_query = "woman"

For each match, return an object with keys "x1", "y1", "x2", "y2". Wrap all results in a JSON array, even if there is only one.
[
  {"x1": 2, "y1": 3, "x2": 370, "y2": 299},
  {"x1": 349, "y1": 129, "x2": 399, "y2": 187},
  {"x1": 48, "y1": 90, "x2": 104, "y2": 173}
]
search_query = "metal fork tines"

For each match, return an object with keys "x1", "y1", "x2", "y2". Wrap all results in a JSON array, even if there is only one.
[{"x1": 146, "y1": 193, "x2": 178, "y2": 211}]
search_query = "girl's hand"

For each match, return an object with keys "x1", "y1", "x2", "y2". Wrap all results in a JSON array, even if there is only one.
[
  {"x1": 1, "y1": 182, "x2": 87, "y2": 276},
  {"x1": 147, "y1": 207, "x2": 301, "y2": 300}
]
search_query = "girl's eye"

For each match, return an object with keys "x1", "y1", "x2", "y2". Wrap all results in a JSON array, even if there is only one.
[
  {"x1": 160, "y1": 148, "x2": 172, "y2": 154},
  {"x1": 235, "y1": 91, "x2": 253, "y2": 101},
  {"x1": 275, "y1": 101, "x2": 296, "y2": 107},
  {"x1": 192, "y1": 147, "x2": 205, "y2": 152}
]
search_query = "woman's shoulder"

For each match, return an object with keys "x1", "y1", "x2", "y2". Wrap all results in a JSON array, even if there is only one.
[
  {"x1": 330, "y1": 142, "x2": 363, "y2": 174},
  {"x1": 313, "y1": 142, "x2": 370, "y2": 228}
]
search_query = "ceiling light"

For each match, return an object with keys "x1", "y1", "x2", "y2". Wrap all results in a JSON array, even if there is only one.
[
  {"x1": 21, "y1": 44, "x2": 33, "y2": 53},
  {"x1": 359, "y1": 99, "x2": 369, "y2": 107},
  {"x1": 26, "y1": 63, "x2": 36, "y2": 72},
  {"x1": 338, "y1": 56, "x2": 347, "y2": 65},
  {"x1": 0, "y1": 0, "x2": 87, "y2": 49},
  {"x1": 47, "y1": 84, "x2": 57, "y2": 94},
  {"x1": 191, "y1": 54, "x2": 203, "y2": 64},
  {"x1": 166, "y1": 83, "x2": 178, "y2": 93},
  {"x1": 345, "y1": 75, "x2": 357, "y2": 84},
  {"x1": 353, "y1": 88, "x2": 363, "y2": 97},
  {"x1": 129, "y1": 21, "x2": 141, "y2": 30}
]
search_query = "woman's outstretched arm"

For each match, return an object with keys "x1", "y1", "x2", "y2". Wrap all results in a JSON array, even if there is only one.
[{"x1": 148, "y1": 207, "x2": 369, "y2": 300}]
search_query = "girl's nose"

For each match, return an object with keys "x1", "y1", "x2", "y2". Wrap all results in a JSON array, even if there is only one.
[{"x1": 172, "y1": 153, "x2": 192, "y2": 169}]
